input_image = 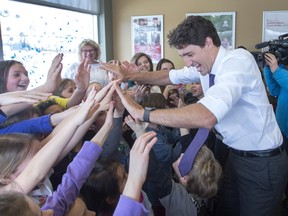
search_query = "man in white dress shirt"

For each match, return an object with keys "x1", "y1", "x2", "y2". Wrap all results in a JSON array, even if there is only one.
[{"x1": 102, "y1": 16, "x2": 288, "y2": 216}]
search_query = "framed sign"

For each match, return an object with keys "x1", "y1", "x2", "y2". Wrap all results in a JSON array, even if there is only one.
[
  {"x1": 263, "y1": 10, "x2": 288, "y2": 42},
  {"x1": 131, "y1": 15, "x2": 163, "y2": 63},
  {"x1": 186, "y1": 12, "x2": 236, "y2": 50}
]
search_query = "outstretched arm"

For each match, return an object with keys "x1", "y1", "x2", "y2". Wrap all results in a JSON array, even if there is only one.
[
  {"x1": 123, "y1": 131, "x2": 157, "y2": 200},
  {"x1": 114, "y1": 81, "x2": 216, "y2": 129},
  {"x1": 113, "y1": 131, "x2": 157, "y2": 216},
  {"x1": 1, "y1": 54, "x2": 62, "y2": 117},
  {"x1": 0, "y1": 90, "x2": 50, "y2": 106},
  {"x1": 41, "y1": 102, "x2": 115, "y2": 215},
  {"x1": 12, "y1": 88, "x2": 97, "y2": 194},
  {"x1": 101, "y1": 60, "x2": 171, "y2": 85},
  {"x1": 43, "y1": 82, "x2": 116, "y2": 164}
]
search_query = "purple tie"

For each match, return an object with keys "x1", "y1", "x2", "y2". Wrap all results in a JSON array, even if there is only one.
[
  {"x1": 178, "y1": 73, "x2": 215, "y2": 177},
  {"x1": 209, "y1": 74, "x2": 215, "y2": 87}
]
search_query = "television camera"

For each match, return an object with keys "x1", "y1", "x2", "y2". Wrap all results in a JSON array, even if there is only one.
[{"x1": 252, "y1": 33, "x2": 288, "y2": 68}]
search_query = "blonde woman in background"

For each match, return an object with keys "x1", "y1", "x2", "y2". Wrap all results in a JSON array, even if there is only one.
[{"x1": 64, "y1": 39, "x2": 109, "y2": 87}]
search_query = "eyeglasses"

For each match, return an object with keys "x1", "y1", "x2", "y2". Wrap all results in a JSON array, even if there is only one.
[{"x1": 82, "y1": 49, "x2": 96, "y2": 54}]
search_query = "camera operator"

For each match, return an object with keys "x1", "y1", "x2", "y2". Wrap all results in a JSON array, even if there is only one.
[
  {"x1": 264, "y1": 52, "x2": 288, "y2": 208},
  {"x1": 264, "y1": 53, "x2": 288, "y2": 147}
]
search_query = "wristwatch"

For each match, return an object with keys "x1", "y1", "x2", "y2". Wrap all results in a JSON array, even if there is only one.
[{"x1": 143, "y1": 107, "x2": 155, "y2": 122}]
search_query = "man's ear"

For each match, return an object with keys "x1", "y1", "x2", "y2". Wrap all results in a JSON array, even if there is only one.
[
  {"x1": 205, "y1": 37, "x2": 213, "y2": 47},
  {"x1": 42, "y1": 209, "x2": 54, "y2": 216}
]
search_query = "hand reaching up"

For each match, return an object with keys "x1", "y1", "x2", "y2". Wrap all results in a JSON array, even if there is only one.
[
  {"x1": 91, "y1": 101, "x2": 115, "y2": 147},
  {"x1": 96, "y1": 81, "x2": 116, "y2": 111},
  {"x1": 74, "y1": 87, "x2": 99, "y2": 126},
  {"x1": 123, "y1": 131, "x2": 157, "y2": 201},
  {"x1": 75, "y1": 58, "x2": 90, "y2": 92},
  {"x1": 44, "y1": 53, "x2": 63, "y2": 92},
  {"x1": 125, "y1": 115, "x2": 148, "y2": 138},
  {"x1": 134, "y1": 84, "x2": 148, "y2": 103},
  {"x1": 100, "y1": 60, "x2": 139, "y2": 81},
  {"x1": 113, "y1": 81, "x2": 144, "y2": 121}
]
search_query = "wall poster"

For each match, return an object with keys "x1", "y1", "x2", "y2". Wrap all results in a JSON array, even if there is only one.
[
  {"x1": 131, "y1": 15, "x2": 163, "y2": 63},
  {"x1": 186, "y1": 12, "x2": 236, "y2": 50},
  {"x1": 263, "y1": 10, "x2": 288, "y2": 42}
]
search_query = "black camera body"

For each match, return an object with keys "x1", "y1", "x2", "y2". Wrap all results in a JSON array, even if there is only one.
[{"x1": 253, "y1": 33, "x2": 288, "y2": 68}]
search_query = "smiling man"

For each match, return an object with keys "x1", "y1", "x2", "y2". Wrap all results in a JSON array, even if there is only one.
[{"x1": 101, "y1": 16, "x2": 288, "y2": 216}]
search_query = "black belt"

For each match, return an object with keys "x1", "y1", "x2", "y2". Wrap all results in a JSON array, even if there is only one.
[{"x1": 231, "y1": 144, "x2": 285, "y2": 158}]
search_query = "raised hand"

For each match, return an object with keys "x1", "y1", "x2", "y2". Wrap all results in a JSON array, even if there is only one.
[
  {"x1": 113, "y1": 81, "x2": 144, "y2": 121},
  {"x1": 122, "y1": 131, "x2": 157, "y2": 201},
  {"x1": 113, "y1": 89, "x2": 125, "y2": 117},
  {"x1": 95, "y1": 81, "x2": 114, "y2": 102},
  {"x1": 134, "y1": 84, "x2": 148, "y2": 102},
  {"x1": 169, "y1": 94, "x2": 180, "y2": 107},
  {"x1": 44, "y1": 53, "x2": 63, "y2": 92},
  {"x1": 125, "y1": 115, "x2": 148, "y2": 138},
  {"x1": 74, "y1": 87, "x2": 99, "y2": 126},
  {"x1": 75, "y1": 58, "x2": 90, "y2": 92},
  {"x1": 163, "y1": 85, "x2": 178, "y2": 99},
  {"x1": 100, "y1": 60, "x2": 138, "y2": 81},
  {"x1": 97, "y1": 81, "x2": 116, "y2": 112},
  {"x1": 121, "y1": 60, "x2": 139, "y2": 73}
]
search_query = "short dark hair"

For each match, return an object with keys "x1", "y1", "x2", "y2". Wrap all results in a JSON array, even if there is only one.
[
  {"x1": 156, "y1": 58, "x2": 175, "y2": 71},
  {"x1": 80, "y1": 159, "x2": 121, "y2": 214},
  {"x1": 167, "y1": 16, "x2": 221, "y2": 49},
  {"x1": 139, "y1": 93, "x2": 167, "y2": 109}
]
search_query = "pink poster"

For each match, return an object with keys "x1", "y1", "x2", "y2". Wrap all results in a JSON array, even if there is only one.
[{"x1": 131, "y1": 15, "x2": 163, "y2": 63}]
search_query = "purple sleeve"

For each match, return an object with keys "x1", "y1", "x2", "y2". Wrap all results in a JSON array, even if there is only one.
[
  {"x1": 0, "y1": 115, "x2": 53, "y2": 135},
  {"x1": 113, "y1": 195, "x2": 149, "y2": 216},
  {"x1": 41, "y1": 141, "x2": 102, "y2": 216}
]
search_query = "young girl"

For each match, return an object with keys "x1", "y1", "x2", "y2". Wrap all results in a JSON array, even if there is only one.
[
  {"x1": 53, "y1": 78, "x2": 76, "y2": 98},
  {"x1": 131, "y1": 53, "x2": 154, "y2": 73},
  {"x1": 155, "y1": 58, "x2": 175, "y2": 71},
  {"x1": 0, "y1": 54, "x2": 63, "y2": 117}
]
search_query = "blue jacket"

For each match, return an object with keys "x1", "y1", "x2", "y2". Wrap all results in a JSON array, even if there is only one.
[
  {"x1": 146, "y1": 126, "x2": 181, "y2": 164},
  {"x1": 264, "y1": 64, "x2": 288, "y2": 138},
  {"x1": 0, "y1": 114, "x2": 53, "y2": 135}
]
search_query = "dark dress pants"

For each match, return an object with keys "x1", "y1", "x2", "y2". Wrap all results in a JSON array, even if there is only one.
[{"x1": 216, "y1": 149, "x2": 288, "y2": 216}]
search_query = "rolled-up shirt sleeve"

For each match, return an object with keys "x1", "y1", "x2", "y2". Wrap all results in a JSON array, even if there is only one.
[{"x1": 169, "y1": 66, "x2": 200, "y2": 85}]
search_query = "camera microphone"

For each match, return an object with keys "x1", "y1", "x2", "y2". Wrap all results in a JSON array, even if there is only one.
[{"x1": 255, "y1": 41, "x2": 270, "y2": 49}]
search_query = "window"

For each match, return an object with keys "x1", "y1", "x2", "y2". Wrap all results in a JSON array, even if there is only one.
[{"x1": 0, "y1": 1, "x2": 98, "y2": 88}]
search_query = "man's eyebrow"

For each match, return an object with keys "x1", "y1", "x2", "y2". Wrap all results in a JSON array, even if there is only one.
[{"x1": 179, "y1": 51, "x2": 193, "y2": 57}]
